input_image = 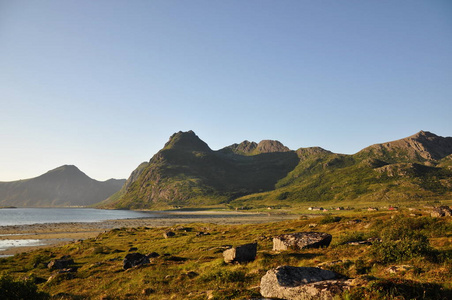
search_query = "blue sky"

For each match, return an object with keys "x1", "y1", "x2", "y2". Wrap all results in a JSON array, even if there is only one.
[{"x1": 1, "y1": 1, "x2": 451, "y2": 181}]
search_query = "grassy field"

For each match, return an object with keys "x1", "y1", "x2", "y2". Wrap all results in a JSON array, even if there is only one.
[{"x1": 1, "y1": 209, "x2": 451, "y2": 299}]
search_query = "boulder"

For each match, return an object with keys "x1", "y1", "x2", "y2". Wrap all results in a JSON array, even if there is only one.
[
  {"x1": 148, "y1": 252, "x2": 160, "y2": 258},
  {"x1": 48, "y1": 257, "x2": 74, "y2": 270},
  {"x1": 142, "y1": 288, "x2": 155, "y2": 295},
  {"x1": 223, "y1": 242, "x2": 257, "y2": 264},
  {"x1": 260, "y1": 266, "x2": 352, "y2": 300},
  {"x1": 273, "y1": 232, "x2": 332, "y2": 251},
  {"x1": 123, "y1": 253, "x2": 150, "y2": 270},
  {"x1": 163, "y1": 231, "x2": 176, "y2": 238}
]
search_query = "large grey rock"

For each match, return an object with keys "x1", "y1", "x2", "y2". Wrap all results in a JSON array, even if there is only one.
[
  {"x1": 273, "y1": 232, "x2": 332, "y2": 251},
  {"x1": 260, "y1": 266, "x2": 351, "y2": 300},
  {"x1": 223, "y1": 242, "x2": 257, "y2": 264}
]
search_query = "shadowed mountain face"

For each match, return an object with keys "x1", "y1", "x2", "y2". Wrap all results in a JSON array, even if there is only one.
[
  {"x1": 102, "y1": 131, "x2": 299, "y2": 209},
  {"x1": 102, "y1": 130, "x2": 452, "y2": 210},
  {"x1": 0, "y1": 165, "x2": 125, "y2": 207}
]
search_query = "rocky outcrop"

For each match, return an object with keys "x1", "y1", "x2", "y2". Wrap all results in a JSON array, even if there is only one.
[
  {"x1": 221, "y1": 139, "x2": 290, "y2": 155},
  {"x1": 48, "y1": 257, "x2": 74, "y2": 270},
  {"x1": 375, "y1": 163, "x2": 439, "y2": 177},
  {"x1": 256, "y1": 140, "x2": 290, "y2": 153},
  {"x1": 163, "y1": 130, "x2": 212, "y2": 152},
  {"x1": 273, "y1": 232, "x2": 332, "y2": 251},
  {"x1": 260, "y1": 266, "x2": 351, "y2": 300},
  {"x1": 223, "y1": 243, "x2": 257, "y2": 264},
  {"x1": 431, "y1": 206, "x2": 452, "y2": 217},
  {"x1": 123, "y1": 253, "x2": 150, "y2": 270},
  {"x1": 359, "y1": 131, "x2": 452, "y2": 162},
  {"x1": 386, "y1": 265, "x2": 415, "y2": 274},
  {"x1": 296, "y1": 147, "x2": 332, "y2": 161},
  {"x1": 221, "y1": 140, "x2": 258, "y2": 155}
]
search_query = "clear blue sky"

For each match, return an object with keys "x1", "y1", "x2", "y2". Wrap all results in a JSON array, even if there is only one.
[{"x1": 1, "y1": 1, "x2": 451, "y2": 181}]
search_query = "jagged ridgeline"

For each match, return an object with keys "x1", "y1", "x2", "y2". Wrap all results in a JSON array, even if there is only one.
[{"x1": 101, "y1": 130, "x2": 452, "y2": 209}]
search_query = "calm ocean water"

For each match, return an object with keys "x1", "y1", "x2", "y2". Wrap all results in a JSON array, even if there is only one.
[{"x1": 0, "y1": 208, "x2": 156, "y2": 226}]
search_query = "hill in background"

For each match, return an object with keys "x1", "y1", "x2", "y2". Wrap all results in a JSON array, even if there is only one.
[
  {"x1": 0, "y1": 165, "x2": 125, "y2": 207},
  {"x1": 101, "y1": 130, "x2": 452, "y2": 210}
]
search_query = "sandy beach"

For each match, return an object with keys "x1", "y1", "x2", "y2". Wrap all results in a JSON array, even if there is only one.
[{"x1": 0, "y1": 211, "x2": 298, "y2": 256}]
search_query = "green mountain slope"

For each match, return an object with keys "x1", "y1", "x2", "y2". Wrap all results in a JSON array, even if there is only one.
[
  {"x1": 232, "y1": 131, "x2": 452, "y2": 208},
  {"x1": 0, "y1": 165, "x2": 125, "y2": 207},
  {"x1": 103, "y1": 130, "x2": 452, "y2": 210}
]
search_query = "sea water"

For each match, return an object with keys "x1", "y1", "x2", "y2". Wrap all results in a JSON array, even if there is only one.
[{"x1": 0, "y1": 207, "x2": 156, "y2": 226}]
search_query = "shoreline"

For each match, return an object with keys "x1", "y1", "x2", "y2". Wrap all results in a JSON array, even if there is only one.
[{"x1": 0, "y1": 211, "x2": 299, "y2": 256}]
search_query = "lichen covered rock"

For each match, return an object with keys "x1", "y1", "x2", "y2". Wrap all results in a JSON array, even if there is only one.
[
  {"x1": 273, "y1": 232, "x2": 332, "y2": 251},
  {"x1": 260, "y1": 266, "x2": 352, "y2": 300}
]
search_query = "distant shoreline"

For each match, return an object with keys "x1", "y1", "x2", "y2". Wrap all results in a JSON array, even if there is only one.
[{"x1": 0, "y1": 211, "x2": 298, "y2": 256}]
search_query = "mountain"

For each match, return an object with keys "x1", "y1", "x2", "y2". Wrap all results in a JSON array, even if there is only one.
[
  {"x1": 103, "y1": 130, "x2": 452, "y2": 210},
  {"x1": 357, "y1": 131, "x2": 452, "y2": 162},
  {"x1": 0, "y1": 165, "x2": 125, "y2": 207},
  {"x1": 101, "y1": 131, "x2": 298, "y2": 209}
]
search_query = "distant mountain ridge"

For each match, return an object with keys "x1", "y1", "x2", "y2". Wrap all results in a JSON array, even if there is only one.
[
  {"x1": 358, "y1": 131, "x2": 452, "y2": 162},
  {"x1": 102, "y1": 130, "x2": 452, "y2": 210},
  {"x1": 0, "y1": 165, "x2": 125, "y2": 207}
]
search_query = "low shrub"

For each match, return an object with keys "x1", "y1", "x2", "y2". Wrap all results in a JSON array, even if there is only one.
[
  {"x1": 370, "y1": 217, "x2": 433, "y2": 263},
  {"x1": 27, "y1": 254, "x2": 51, "y2": 269},
  {"x1": 335, "y1": 231, "x2": 373, "y2": 245},
  {"x1": 319, "y1": 215, "x2": 341, "y2": 224},
  {"x1": 0, "y1": 273, "x2": 49, "y2": 300},
  {"x1": 345, "y1": 278, "x2": 452, "y2": 300},
  {"x1": 199, "y1": 269, "x2": 246, "y2": 283}
]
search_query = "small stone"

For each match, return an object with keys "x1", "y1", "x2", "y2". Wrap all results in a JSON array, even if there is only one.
[{"x1": 386, "y1": 265, "x2": 415, "y2": 274}]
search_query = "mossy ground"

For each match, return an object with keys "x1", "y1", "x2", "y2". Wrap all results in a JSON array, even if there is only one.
[{"x1": 1, "y1": 210, "x2": 451, "y2": 299}]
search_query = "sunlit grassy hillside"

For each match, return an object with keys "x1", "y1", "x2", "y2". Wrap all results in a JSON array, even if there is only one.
[{"x1": 1, "y1": 210, "x2": 451, "y2": 299}]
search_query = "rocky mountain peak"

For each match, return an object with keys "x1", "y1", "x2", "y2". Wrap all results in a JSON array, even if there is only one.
[
  {"x1": 220, "y1": 139, "x2": 290, "y2": 155},
  {"x1": 163, "y1": 130, "x2": 212, "y2": 152},
  {"x1": 256, "y1": 140, "x2": 290, "y2": 153},
  {"x1": 221, "y1": 140, "x2": 258, "y2": 155},
  {"x1": 413, "y1": 130, "x2": 436, "y2": 138},
  {"x1": 361, "y1": 130, "x2": 452, "y2": 162}
]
